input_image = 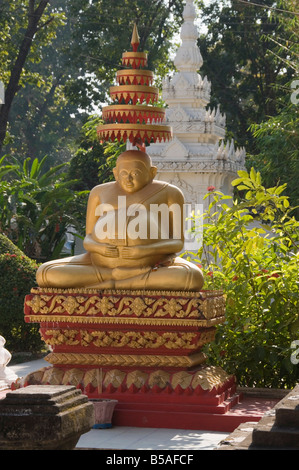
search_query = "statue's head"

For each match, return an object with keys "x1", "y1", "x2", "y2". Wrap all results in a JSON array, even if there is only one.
[{"x1": 113, "y1": 150, "x2": 157, "y2": 193}]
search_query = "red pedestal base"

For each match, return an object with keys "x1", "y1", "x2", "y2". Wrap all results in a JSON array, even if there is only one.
[{"x1": 21, "y1": 288, "x2": 244, "y2": 431}]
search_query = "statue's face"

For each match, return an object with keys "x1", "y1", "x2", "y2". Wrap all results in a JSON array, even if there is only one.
[{"x1": 114, "y1": 159, "x2": 155, "y2": 193}]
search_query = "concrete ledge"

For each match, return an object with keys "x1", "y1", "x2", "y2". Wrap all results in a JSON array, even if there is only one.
[{"x1": 237, "y1": 387, "x2": 290, "y2": 400}]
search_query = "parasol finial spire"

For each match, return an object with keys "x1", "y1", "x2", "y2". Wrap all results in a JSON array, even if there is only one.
[{"x1": 131, "y1": 23, "x2": 140, "y2": 52}]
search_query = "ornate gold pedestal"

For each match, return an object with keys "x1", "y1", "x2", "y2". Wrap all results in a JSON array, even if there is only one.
[{"x1": 21, "y1": 288, "x2": 240, "y2": 430}]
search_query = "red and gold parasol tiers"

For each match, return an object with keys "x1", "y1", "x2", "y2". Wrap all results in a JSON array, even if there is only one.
[
  {"x1": 97, "y1": 24, "x2": 172, "y2": 148},
  {"x1": 116, "y1": 69, "x2": 154, "y2": 86},
  {"x1": 98, "y1": 124, "x2": 172, "y2": 145},
  {"x1": 121, "y1": 51, "x2": 148, "y2": 69},
  {"x1": 102, "y1": 105, "x2": 165, "y2": 124},
  {"x1": 109, "y1": 85, "x2": 159, "y2": 106}
]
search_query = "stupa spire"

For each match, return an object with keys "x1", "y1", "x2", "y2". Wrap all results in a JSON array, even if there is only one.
[{"x1": 174, "y1": 0, "x2": 203, "y2": 73}]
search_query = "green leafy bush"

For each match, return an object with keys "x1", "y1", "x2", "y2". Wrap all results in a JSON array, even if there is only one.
[
  {"x1": 190, "y1": 168, "x2": 299, "y2": 389},
  {"x1": 0, "y1": 155, "x2": 87, "y2": 262},
  {"x1": 0, "y1": 234, "x2": 43, "y2": 352}
]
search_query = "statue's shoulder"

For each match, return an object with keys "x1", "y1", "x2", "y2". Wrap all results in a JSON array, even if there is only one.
[
  {"x1": 89, "y1": 181, "x2": 116, "y2": 198},
  {"x1": 156, "y1": 180, "x2": 184, "y2": 200}
]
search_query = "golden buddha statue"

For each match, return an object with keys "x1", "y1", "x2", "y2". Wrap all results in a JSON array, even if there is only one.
[
  {"x1": 36, "y1": 25, "x2": 203, "y2": 292},
  {"x1": 36, "y1": 149, "x2": 204, "y2": 291}
]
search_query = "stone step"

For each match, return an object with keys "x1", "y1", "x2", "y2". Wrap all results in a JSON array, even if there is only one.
[
  {"x1": 0, "y1": 385, "x2": 95, "y2": 450},
  {"x1": 274, "y1": 386, "x2": 299, "y2": 428},
  {"x1": 2, "y1": 385, "x2": 89, "y2": 414},
  {"x1": 251, "y1": 414, "x2": 299, "y2": 449}
]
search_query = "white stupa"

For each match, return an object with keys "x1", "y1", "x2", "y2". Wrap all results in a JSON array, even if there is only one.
[{"x1": 147, "y1": 0, "x2": 246, "y2": 250}]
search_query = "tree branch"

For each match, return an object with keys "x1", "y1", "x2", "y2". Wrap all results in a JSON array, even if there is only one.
[
  {"x1": 0, "y1": 0, "x2": 50, "y2": 152},
  {"x1": 36, "y1": 16, "x2": 55, "y2": 32}
]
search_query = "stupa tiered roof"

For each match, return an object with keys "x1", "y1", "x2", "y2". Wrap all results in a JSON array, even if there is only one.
[{"x1": 97, "y1": 24, "x2": 172, "y2": 150}]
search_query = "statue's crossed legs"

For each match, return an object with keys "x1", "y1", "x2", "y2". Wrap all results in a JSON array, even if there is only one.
[{"x1": 36, "y1": 253, "x2": 204, "y2": 291}]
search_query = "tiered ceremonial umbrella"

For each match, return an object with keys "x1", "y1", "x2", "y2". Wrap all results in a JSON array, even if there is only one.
[{"x1": 97, "y1": 24, "x2": 172, "y2": 151}]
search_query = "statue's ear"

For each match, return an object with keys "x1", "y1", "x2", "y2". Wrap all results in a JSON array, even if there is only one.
[
  {"x1": 113, "y1": 167, "x2": 118, "y2": 180},
  {"x1": 151, "y1": 166, "x2": 157, "y2": 179}
]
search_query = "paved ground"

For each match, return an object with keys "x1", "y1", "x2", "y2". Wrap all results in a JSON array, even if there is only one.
[
  {"x1": 76, "y1": 427, "x2": 228, "y2": 450},
  {"x1": 3, "y1": 358, "x2": 229, "y2": 450}
]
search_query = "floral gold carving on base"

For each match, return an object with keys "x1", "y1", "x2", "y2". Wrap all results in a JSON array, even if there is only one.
[
  {"x1": 41, "y1": 329, "x2": 215, "y2": 350},
  {"x1": 25, "y1": 288, "x2": 225, "y2": 323}
]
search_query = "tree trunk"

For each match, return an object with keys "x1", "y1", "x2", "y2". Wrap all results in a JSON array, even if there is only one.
[{"x1": 0, "y1": 0, "x2": 50, "y2": 154}]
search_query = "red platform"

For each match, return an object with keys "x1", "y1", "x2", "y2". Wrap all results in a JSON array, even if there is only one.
[
  {"x1": 4, "y1": 379, "x2": 280, "y2": 432},
  {"x1": 19, "y1": 288, "x2": 248, "y2": 431},
  {"x1": 111, "y1": 396, "x2": 279, "y2": 432}
]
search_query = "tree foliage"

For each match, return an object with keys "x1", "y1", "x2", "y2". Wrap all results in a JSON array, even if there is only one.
[
  {"x1": 0, "y1": 0, "x2": 65, "y2": 153},
  {"x1": 0, "y1": 155, "x2": 87, "y2": 261},
  {"x1": 196, "y1": 0, "x2": 297, "y2": 152},
  {"x1": 249, "y1": 102, "x2": 299, "y2": 214},
  {"x1": 66, "y1": 115, "x2": 126, "y2": 191},
  {"x1": 65, "y1": 0, "x2": 183, "y2": 104},
  {"x1": 247, "y1": 0, "x2": 299, "y2": 211},
  {"x1": 0, "y1": 0, "x2": 183, "y2": 163},
  {"x1": 189, "y1": 169, "x2": 299, "y2": 388}
]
